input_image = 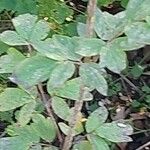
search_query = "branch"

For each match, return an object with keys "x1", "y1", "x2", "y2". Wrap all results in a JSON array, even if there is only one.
[
  {"x1": 37, "y1": 84, "x2": 63, "y2": 143},
  {"x1": 27, "y1": 45, "x2": 63, "y2": 143},
  {"x1": 62, "y1": 0, "x2": 97, "y2": 150},
  {"x1": 136, "y1": 141, "x2": 150, "y2": 150}
]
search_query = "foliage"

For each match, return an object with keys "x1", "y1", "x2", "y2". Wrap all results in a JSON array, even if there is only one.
[{"x1": 0, "y1": 0, "x2": 150, "y2": 149}]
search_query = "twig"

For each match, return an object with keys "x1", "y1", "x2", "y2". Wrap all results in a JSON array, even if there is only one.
[
  {"x1": 120, "y1": 78, "x2": 132, "y2": 102},
  {"x1": 37, "y1": 84, "x2": 63, "y2": 143},
  {"x1": 62, "y1": 86, "x2": 84, "y2": 150},
  {"x1": 136, "y1": 141, "x2": 150, "y2": 150},
  {"x1": 27, "y1": 45, "x2": 63, "y2": 143},
  {"x1": 120, "y1": 74, "x2": 141, "y2": 93},
  {"x1": 62, "y1": 0, "x2": 97, "y2": 150}
]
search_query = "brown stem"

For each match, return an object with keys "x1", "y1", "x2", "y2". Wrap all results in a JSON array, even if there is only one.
[
  {"x1": 86, "y1": 0, "x2": 97, "y2": 37},
  {"x1": 62, "y1": 86, "x2": 84, "y2": 150},
  {"x1": 62, "y1": 0, "x2": 97, "y2": 150},
  {"x1": 136, "y1": 141, "x2": 150, "y2": 150},
  {"x1": 27, "y1": 45, "x2": 63, "y2": 143},
  {"x1": 37, "y1": 84, "x2": 63, "y2": 143}
]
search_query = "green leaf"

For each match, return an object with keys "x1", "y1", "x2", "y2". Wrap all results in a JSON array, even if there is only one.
[
  {"x1": 88, "y1": 135, "x2": 110, "y2": 150},
  {"x1": 95, "y1": 122, "x2": 133, "y2": 143},
  {"x1": 126, "y1": 0, "x2": 150, "y2": 21},
  {"x1": 58, "y1": 122, "x2": 83, "y2": 136},
  {"x1": 32, "y1": 114, "x2": 56, "y2": 142},
  {"x1": 0, "y1": 48, "x2": 25, "y2": 73},
  {"x1": 111, "y1": 37, "x2": 145, "y2": 51},
  {"x1": 86, "y1": 106, "x2": 108, "y2": 133},
  {"x1": 80, "y1": 63, "x2": 108, "y2": 96},
  {"x1": 7, "y1": 124, "x2": 40, "y2": 142},
  {"x1": 130, "y1": 64, "x2": 144, "y2": 78},
  {"x1": 0, "y1": 111, "x2": 13, "y2": 123},
  {"x1": 52, "y1": 97, "x2": 71, "y2": 121},
  {"x1": 99, "y1": 45, "x2": 127, "y2": 74},
  {"x1": 94, "y1": 8, "x2": 126, "y2": 41},
  {"x1": 120, "y1": 0, "x2": 129, "y2": 8},
  {"x1": 12, "y1": 14, "x2": 49, "y2": 42},
  {"x1": 0, "y1": 88, "x2": 34, "y2": 112},
  {"x1": 5, "y1": 124, "x2": 40, "y2": 149},
  {"x1": 0, "y1": 0, "x2": 37, "y2": 14},
  {"x1": 17, "y1": 101, "x2": 36, "y2": 126},
  {"x1": 30, "y1": 145, "x2": 42, "y2": 150},
  {"x1": 43, "y1": 146, "x2": 59, "y2": 150},
  {"x1": 125, "y1": 22, "x2": 150, "y2": 45},
  {"x1": 77, "y1": 22, "x2": 87, "y2": 37},
  {"x1": 50, "y1": 78, "x2": 93, "y2": 101},
  {"x1": 0, "y1": 31, "x2": 28, "y2": 46},
  {"x1": 33, "y1": 35, "x2": 81, "y2": 61},
  {"x1": 146, "y1": 16, "x2": 150, "y2": 25},
  {"x1": 0, "y1": 14, "x2": 49, "y2": 46},
  {"x1": 97, "y1": 0, "x2": 113, "y2": 7},
  {"x1": 58, "y1": 122, "x2": 71, "y2": 135},
  {"x1": 11, "y1": 55, "x2": 57, "y2": 88},
  {"x1": 47, "y1": 61, "x2": 75, "y2": 90},
  {"x1": 75, "y1": 37, "x2": 105, "y2": 56},
  {"x1": 0, "y1": 137, "x2": 30, "y2": 150},
  {"x1": 0, "y1": 41, "x2": 10, "y2": 55},
  {"x1": 37, "y1": 0, "x2": 73, "y2": 24},
  {"x1": 73, "y1": 140, "x2": 92, "y2": 150}
]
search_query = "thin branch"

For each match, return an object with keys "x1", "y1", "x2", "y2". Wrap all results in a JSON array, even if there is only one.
[
  {"x1": 37, "y1": 84, "x2": 63, "y2": 143},
  {"x1": 27, "y1": 45, "x2": 63, "y2": 143},
  {"x1": 136, "y1": 141, "x2": 150, "y2": 150},
  {"x1": 120, "y1": 74, "x2": 141, "y2": 93},
  {"x1": 62, "y1": 0, "x2": 97, "y2": 150}
]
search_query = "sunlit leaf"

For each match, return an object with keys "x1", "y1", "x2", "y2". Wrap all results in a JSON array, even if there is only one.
[
  {"x1": 86, "y1": 106, "x2": 108, "y2": 133},
  {"x1": 80, "y1": 63, "x2": 108, "y2": 95},
  {"x1": 52, "y1": 97, "x2": 71, "y2": 121},
  {"x1": 75, "y1": 37, "x2": 105, "y2": 56},
  {"x1": 32, "y1": 114, "x2": 56, "y2": 142},
  {"x1": 73, "y1": 140, "x2": 92, "y2": 150},
  {"x1": 125, "y1": 22, "x2": 150, "y2": 45},
  {"x1": 126, "y1": 0, "x2": 150, "y2": 21},
  {"x1": 95, "y1": 122, "x2": 133, "y2": 142},
  {"x1": 94, "y1": 8, "x2": 126, "y2": 41},
  {"x1": 0, "y1": 48, "x2": 25, "y2": 73},
  {"x1": 17, "y1": 101, "x2": 36, "y2": 126},
  {"x1": 88, "y1": 135, "x2": 110, "y2": 150},
  {"x1": 50, "y1": 78, "x2": 93, "y2": 101},
  {"x1": 47, "y1": 61, "x2": 75, "y2": 90},
  {"x1": 0, "y1": 88, "x2": 34, "y2": 112},
  {"x1": 11, "y1": 55, "x2": 57, "y2": 88}
]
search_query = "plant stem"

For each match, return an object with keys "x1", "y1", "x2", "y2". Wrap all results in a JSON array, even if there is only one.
[
  {"x1": 86, "y1": 0, "x2": 97, "y2": 37},
  {"x1": 136, "y1": 141, "x2": 150, "y2": 150},
  {"x1": 62, "y1": 0, "x2": 97, "y2": 150},
  {"x1": 37, "y1": 84, "x2": 63, "y2": 143},
  {"x1": 62, "y1": 85, "x2": 84, "y2": 150},
  {"x1": 27, "y1": 45, "x2": 63, "y2": 144}
]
